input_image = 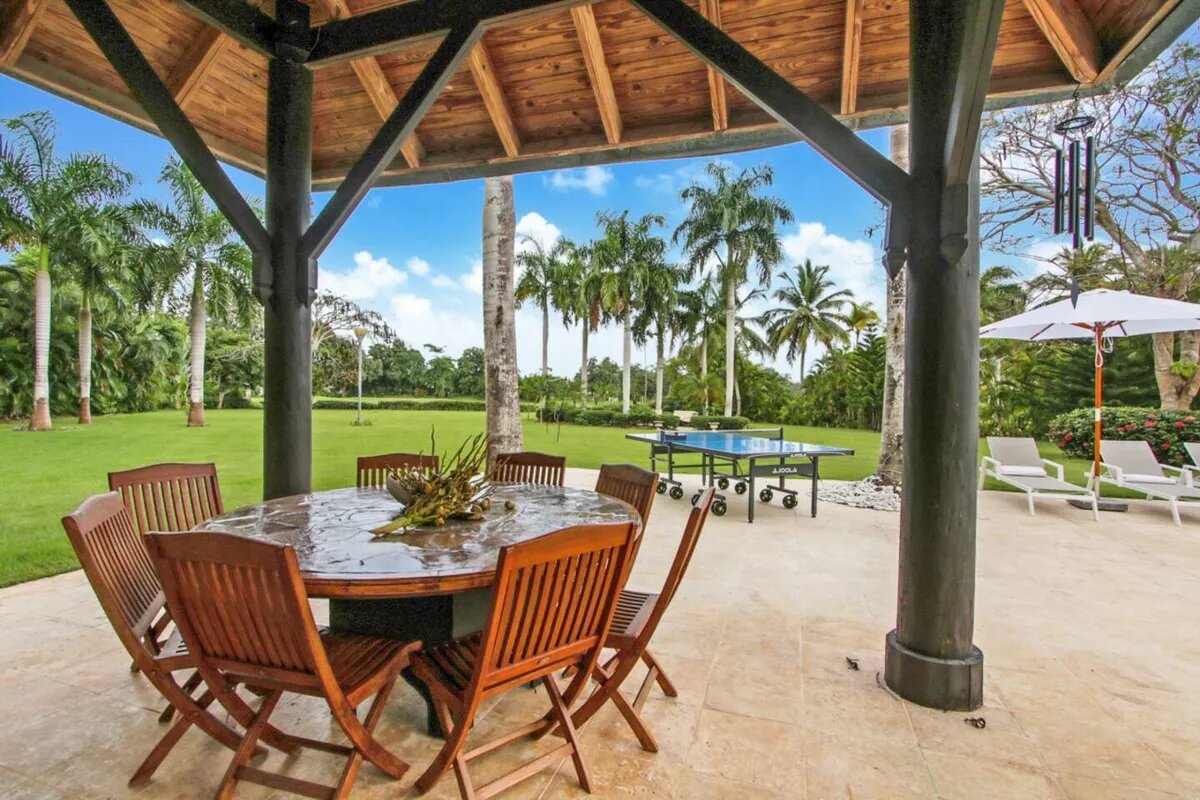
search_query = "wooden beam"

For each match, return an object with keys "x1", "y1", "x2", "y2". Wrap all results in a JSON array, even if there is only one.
[
  {"x1": 629, "y1": 0, "x2": 909, "y2": 210},
  {"x1": 1023, "y1": 0, "x2": 1102, "y2": 83},
  {"x1": 174, "y1": 0, "x2": 276, "y2": 56},
  {"x1": 1100, "y1": 0, "x2": 1187, "y2": 84},
  {"x1": 313, "y1": 0, "x2": 424, "y2": 168},
  {"x1": 840, "y1": 0, "x2": 864, "y2": 115},
  {"x1": 698, "y1": 0, "x2": 727, "y2": 130},
  {"x1": 468, "y1": 40, "x2": 522, "y2": 157},
  {"x1": 64, "y1": 0, "x2": 268, "y2": 255},
  {"x1": 0, "y1": 0, "x2": 49, "y2": 66},
  {"x1": 303, "y1": 23, "x2": 483, "y2": 259},
  {"x1": 165, "y1": 26, "x2": 228, "y2": 109},
  {"x1": 944, "y1": 0, "x2": 1006, "y2": 186},
  {"x1": 571, "y1": 5, "x2": 621, "y2": 144}
]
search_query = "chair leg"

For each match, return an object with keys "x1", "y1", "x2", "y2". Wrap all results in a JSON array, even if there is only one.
[
  {"x1": 977, "y1": 467, "x2": 985, "y2": 490},
  {"x1": 1026, "y1": 491, "x2": 1036, "y2": 516},
  {"x1": 544, "y1": 676, "x2": 592, "y2": 793},
  {"x1": 330, "y1": 672, "x2": 410, "y2": 797},
  {"x1": 1171, "y1": 498, "x2": 1182, "y2": 526},
  {"x1": 215, "y1": 689, "x2": 282, "y2": 800},
  {"x1": 416, "y1": 697, "x2": 476, "y2": 794},
  {"x1": 1091, "y1": 493, "x2": 1099, "y2": 522},
  {"x1": 642, "y1": 651, "x2": 677, "y2": 698}
]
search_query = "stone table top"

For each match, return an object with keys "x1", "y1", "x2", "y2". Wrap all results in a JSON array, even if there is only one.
[{"x1": 201, "y1": 485, "x2": 637, "y2": 598}]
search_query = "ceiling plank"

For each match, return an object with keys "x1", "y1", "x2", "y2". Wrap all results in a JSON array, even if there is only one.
[
  {"x1": 698, "y1": 0, "x2": 727, "y2": 130},
  {"x1": 1023, "y1": 0, "x2": 1102, "y2": 83},
  {"x1": 174, "y1": 0, "x2": 276, "y2": 56},
  {"x1": 315, "y1": 0, "x2": 424, "y2": 168},
  {"x1": 840, "y1": 0, "x2": 864, "y2": 115},
  {"x1": 468, "y1": 40, "x2": 522, "y2": 157},
  {"x1": 1096, "y1": 0, "x2": 1183, "y2": 84},
  {"x1": 165, "y1": 26, "x2": 228, "y2": 109},
  {"x1": 0, "y1": 0, "x2": 50, "y2": 66},
  {"x1": 571, "y1": 5, "x2": 622, "y2": 144}
]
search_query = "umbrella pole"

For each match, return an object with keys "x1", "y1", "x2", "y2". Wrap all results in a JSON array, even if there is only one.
[{"x1": 1093, "y1": 327, "x2": 1104, "y2": 489}]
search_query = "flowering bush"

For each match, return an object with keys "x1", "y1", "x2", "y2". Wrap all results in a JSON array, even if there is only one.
[{"x1": 1047, "y1": 407, "x2": 1200, "y2": 467}]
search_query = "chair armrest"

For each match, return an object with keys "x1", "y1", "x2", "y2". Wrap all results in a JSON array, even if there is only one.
[
  {"x1": 980, "y1": 456, "x2": 1000, "y2": 477},
  {"x1": 1162, "y1": 464, "x2": 1190, "y2": 486},
  {"x1": 1040, "y1": 459, "x2": 1066, "y2": 481}
]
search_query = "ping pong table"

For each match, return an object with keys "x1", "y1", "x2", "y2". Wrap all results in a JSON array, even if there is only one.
[{"x1": 626, "y1": 428, "x2": 854, "y2": 522}]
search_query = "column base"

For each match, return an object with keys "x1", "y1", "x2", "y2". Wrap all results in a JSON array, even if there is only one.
[{"x1": 884, "y1": 629, "x2": 983, "y2": 711}]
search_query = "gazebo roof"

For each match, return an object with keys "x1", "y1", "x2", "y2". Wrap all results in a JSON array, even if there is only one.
[{"x1": 0, "y1": 0, "x2": 1192, "y2": 190}]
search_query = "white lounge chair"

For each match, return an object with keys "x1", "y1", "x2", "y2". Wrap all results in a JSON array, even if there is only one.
[
  {"x1": 1183, "y1": 442, "x2": 1200, "y2": 483},
  {"x1": 979, "y1": 437, "x2": 1098, "y2": 520},
  {"x1": 1095, "y1": 440, "x2": 1200, "y2": 526},
  {"x1": 675, "y1": 409, "x2": 697, "y2": 426}
]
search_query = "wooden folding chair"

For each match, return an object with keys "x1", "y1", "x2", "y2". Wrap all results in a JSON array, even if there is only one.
[
  {"x1": 145, "y1": 529, "x2": 421, "y2": 799},
  {"x1": 357, "y1": 452, "x2": 440, "y2": 489},
  {"x1": 595, "y1": 463, "x2": 659, "y2": 526},
  {"x1": 410, "y1": 521, "x2": 640, "y2": 799},
  {"x1": 564, "y1": 488, "x2": 715, "y2": 752},
  {"x1": 492, "y1": 451, "x2": 567, "y2": 486},
  {"x1": 62, "y1": 492, "x2": 295, "y2": 786},
  {"x1": 108, "y1": 462, "x2": 224, "y2": 536}
]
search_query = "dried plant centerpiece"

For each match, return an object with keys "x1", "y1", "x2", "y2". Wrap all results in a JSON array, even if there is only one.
[{"x1": 371, "y1": 433, "x2": 511, "y2": 535}]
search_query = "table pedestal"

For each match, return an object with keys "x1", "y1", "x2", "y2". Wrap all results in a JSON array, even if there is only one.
[{"x1": 329, "y1": 591, "x2": 489, "y2": 736}]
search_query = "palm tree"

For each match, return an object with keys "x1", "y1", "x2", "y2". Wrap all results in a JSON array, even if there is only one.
[
  {"x1": 674, "y1": 163, "x2": 793, "y2": 416},
  {"x1": 548, "y1": 239, "x2": 594, "y2": 405},
  {"x1": 845, "y1": 301, "x2": 880, "y2": 348},
  {"x1": 673, "y1": 278, "x2": 721, "y2": 412},
  {"x1": 0, "y1": 111, "x2": 131, "y2": 430},
  {"x1": 634, "y1": 261, "x2": 683, "y2": 414},
  {"x1": 135, "y1": 159, "x2": 254, "y2": 427},
  {"x1": 592, "y1": 211, "x2": 666, "y2": 412},
  {"x1": 761, "y1": 259, "x2": 852, "y2": 381},
  {"x1": 515, "y1": 236, "x2": 571, "y2": 407}
]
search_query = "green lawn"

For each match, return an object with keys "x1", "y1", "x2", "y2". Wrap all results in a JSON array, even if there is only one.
[{"x1": 0, "y1": 409, "x2": 1111, "y2": 588}]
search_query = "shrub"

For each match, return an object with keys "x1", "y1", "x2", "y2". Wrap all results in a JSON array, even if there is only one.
[
  {"x1": 691, "y1": 415, "x2": 750, "y2": 430},
  {"x1": 312, "y1": 398, "x2": 534, "y2": 412},
  {"x1": 657, "y1": 414, "x2": 680, "y2": 429},
  {"x1": 1047, "y1": 406, "x2": 1200, "y2": 467}
]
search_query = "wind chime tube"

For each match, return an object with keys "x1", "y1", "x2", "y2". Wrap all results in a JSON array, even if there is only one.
[
  {"x1": 1053, "y1": 147, "x2": 1065, "y2": 234},
  {"x1": 1093, "y1": 327, "x2": 1104, "y2": 482},
  {"x1": 1069, "y1": 141, "x2": 1082, "y2": 250},
  {"x1": 1083, "y1": 135, "x2": 1096, "y2": 241}
]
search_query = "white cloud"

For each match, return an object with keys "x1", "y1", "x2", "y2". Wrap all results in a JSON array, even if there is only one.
[
  {"x1": 515, "y1": 212, "x2": 561, "y2": 254},
  {"x1": 634, "y1": 158, "x2": 735, "y2": 194},
  {"x1": 545, "y1": 166, "x2": 614, "y2": 196},
  {"x1": 462, "y1": 259, "x2": 484, "y2": 295},
  {"x1": 781, "y1": 222, "x2": 882, "y2": 310},
  {"x1": 406, "y1": 256, "x2": 431, "y2": 277},
  {"x1": 430, "y1": 273, "x2": 458, "y2": 289},
  {"x1": 318, "y1": 250, "x2": 406, "y2": 300}
]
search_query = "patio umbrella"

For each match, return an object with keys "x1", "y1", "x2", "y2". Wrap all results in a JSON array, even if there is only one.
[{"x1": 980, "y1": 288, "x2": 1200, "y2": 482}]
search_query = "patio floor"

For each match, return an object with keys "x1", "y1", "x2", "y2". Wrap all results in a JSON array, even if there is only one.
[{"x1": 1, "y1": 467, "x2": 1198, "y2": 799}]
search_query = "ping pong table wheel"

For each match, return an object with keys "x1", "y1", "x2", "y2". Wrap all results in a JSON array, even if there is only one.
[
  {"x1": 717, "y1": 477, "x2": 730, "y2": 490},
  {"x1": 669, "y1": 485, "x2": 685, "y2": 500},
  {"x1": 711, "y1": 499, "x2": 727, "y2": 516},
  {"x1": 657, "y1": 481, "x2": 668, "y2": 494},
  {"x1": 759, "y1": 488, "x2": 774, "y2": 503},
  {"x1": 691, "y1": 492, "x2": 700, "y2": 505},
  {"x1": 733, "y1": 482, "x2": 747, "y2": 495},
  {"x1": 782, "y1": 494, "x2": 798, "y2": 510}
]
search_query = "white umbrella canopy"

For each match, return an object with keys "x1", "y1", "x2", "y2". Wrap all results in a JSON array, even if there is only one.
[{"x1": 980, "y1": 288, "x2": 1200, "y2": 341}]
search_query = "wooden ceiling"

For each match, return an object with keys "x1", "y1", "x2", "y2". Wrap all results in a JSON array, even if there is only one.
[{"x1": 0, "y1": 0, "x2": 1190, "y2": 189}]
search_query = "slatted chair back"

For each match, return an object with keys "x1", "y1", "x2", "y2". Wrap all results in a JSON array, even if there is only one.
[
  {"x1": 595, "y1": 463, "x2": 659, "y2": 526},
  {"x1": 62, "y1": 492, "x2": 165, "y2": 659},
  {"x1": 642, "y1": 488, "x2": 714, "y2": 641},
  {"x1": 493, "y1": 451, "x2": 567, "y2": 486},
  {"x1": 145, "y1": 531, "x2": 335, "y2": 697},
  {"x1": 108, "y1": 463, "x2": 224, "y2": 536},
  {"x1": 475, "y1": 522, "x2": 638, "y2": 696},
  {"x1": 357, "y1": 452, "x2": 440, "y2": 489}
]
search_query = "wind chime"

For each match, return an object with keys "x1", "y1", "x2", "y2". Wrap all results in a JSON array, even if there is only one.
[{"x1": 1051, "y1": 106, "x2": 1098, "y2": 305}]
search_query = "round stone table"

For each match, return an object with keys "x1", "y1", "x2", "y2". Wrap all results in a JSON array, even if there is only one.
[{"x1": 202, "y1": 484, "x2": 637, "y2": 732}]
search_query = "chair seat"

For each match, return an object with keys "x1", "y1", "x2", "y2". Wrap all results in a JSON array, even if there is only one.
[
  {"x1": 153, "y1": 627, "x2": 194, "y2": 672},
  {"x1": 411, "y1": 633, "x2": 482, "y2": 701},
  {"x1": 609, "y1": 589, "x2": 659, "y2": 643},
  {"x1": 320, "y1": 629, "x2": 415, "y2": 703}
]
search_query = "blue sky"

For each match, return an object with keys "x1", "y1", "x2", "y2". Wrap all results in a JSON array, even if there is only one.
[{"x1": 3, "y1": 74, "x2": 1010, "y2": 378}]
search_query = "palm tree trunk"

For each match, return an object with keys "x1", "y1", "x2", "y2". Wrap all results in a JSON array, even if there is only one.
[
  {"x1": 877, "y1": 124, "x2": 908, "y2": 484},
  {"x1": 655, "y1": 328, "x2": 665, "y2": 415},
  {"x1": 30, "y1": 248, "x2": 52, "y2": 431},
  {"x1": 580, "y1": 323, "x2": 590, "y2": 407},
  {"x1": 482, "y1": 176, "x2": 522, "y2": 462},
  {"x1": 799, "y1": 347, "x2": 806, "y2": 384},
  {"x1": 621, "y1": 307, "x2": 632, "y2": 413},
  {"x1": 78, "y1": 290, "x2": 93, "y2": 424},
  {"x1": 724, "y1": 278, "x2": 735, "y2": 416},
  {"x1": 700, "y1": 328, "x2": 708, "y2": 413},
  {"x1": 187, "y1": 267, "x2": 207, "y2": 427},
  {"x1": 541, "y1": 302, "x2": 549, "y2": 408},
  {"x1": 734, "y1": 376, "x2": 742, "y2": 417}
]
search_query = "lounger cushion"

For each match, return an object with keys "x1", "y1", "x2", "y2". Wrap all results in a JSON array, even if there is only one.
[
  {"x1": 1124, "y1": 473, "x2": 1178, "y2": 485},
  {"x1": 999, "y1": 465, "x2": 1047, "y2": 477}
]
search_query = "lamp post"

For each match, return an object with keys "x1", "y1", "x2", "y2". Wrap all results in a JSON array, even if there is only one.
[{"x1": 353, "y1": 325, "x2": 368, "y2": 426}]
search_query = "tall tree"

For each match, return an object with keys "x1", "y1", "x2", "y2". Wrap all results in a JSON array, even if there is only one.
[
  {"x1": 592, "y1": 210, "x2": 666, "y2": 412},
  {"x1": 675, "y1": 163, "x2": 793, "y2": 415},
  {"x1": 0, "y1": 111, "x2": 131, "y2": 430},
  {"x1": 761, "y1": 259, "x2": 851, "y2": 381},
  {"x1": 135, "y1": 159, "x2": 254, "y2": 426},
  {"x1": 310, "y1": 291, "x2": 392, "y2": 361},
  {"x1": 674, "y1": 278, "x2": 721, "y2": 412},
  {"x1": 846, "y1": 300, "x2": 880, "y2": 348},
  {"x1": 482, "y1": 176, "x2": 522, "y2": 460},
  {"x1": 634, "y1": 261, "x2": 683, "y2": 414},
  {"x1": 980, "y1": 41, "x2": 1200, "y2": 409},
  {"x1": 572, "y1": 243, "x2": 609, "y2": 407},
  {"x1": 877, "y1": 124, "x2": 907, "y2": 484},
  {"x1": 515, "y1": 235, "x2": 570, "y2": 407}
]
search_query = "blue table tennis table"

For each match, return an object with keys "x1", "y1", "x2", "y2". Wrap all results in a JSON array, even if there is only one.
[{"x1": 626, "y1": 428, "x2": 854, "y2": 522}]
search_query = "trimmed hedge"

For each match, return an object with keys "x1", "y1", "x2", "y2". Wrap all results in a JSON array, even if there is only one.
[
  {"x1": 690, "y1": 415, "x2": 751, "y2": 430},
  {"x1": 312, "y1": 398, "x2": 535, "y2": 412},
  {"x1": 1048, "y1": 406, "x2": 1200, "y2": 467},
  {"x1": 537, "y1": 402, "x2": 679, "y2": 429}
]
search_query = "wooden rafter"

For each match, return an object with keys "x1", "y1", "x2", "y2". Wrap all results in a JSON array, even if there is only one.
[
  {"x1": 1023, "y1": 0, "x2": 1102, "y2": 83},
  {"x1": 0, "y1": 0, "x2": 50, "y2": 66},
  {"x1": 314, "y1": 0, "x2": 424, "y2": 169},
  {"x1": 174, "y1": 0, "x2": 275, "y2": 56},
  {"x1": 698, "y1": 0, "x2": 727, "y2": 131},
  {"x1": 1095, "y1": 0, "x2": 1182, "y2": 83},
  {"x1": 571, "y1": 5, "x2": 622, "y2": 144},
  {"x1": 468, "y1": 40, "x2": 521, "y2": 157},
  {"x1": 165, "y1": 26, "x2": 228, "y2": 109},
  {"x1": 840, "y1": 0, "x2": 864, "y2": 115}
]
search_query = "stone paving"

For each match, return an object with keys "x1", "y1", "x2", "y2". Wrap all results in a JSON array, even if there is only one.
[{"x1": 1, "y1": 467, "x2": 1198, "y2": 799}]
